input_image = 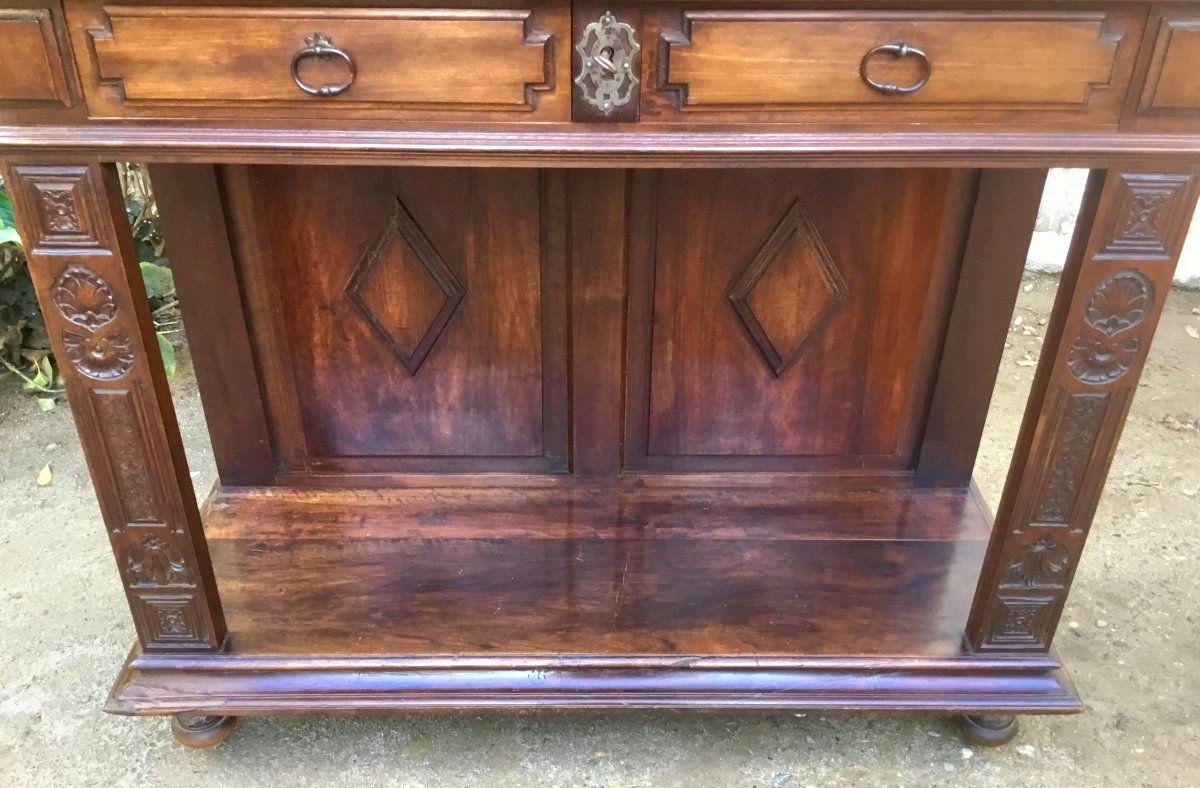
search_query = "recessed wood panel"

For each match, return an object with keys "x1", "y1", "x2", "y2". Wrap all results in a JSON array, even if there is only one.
[
  {"x1": 652, "y1": 10, "x2": 1139, "y2": 125},
  {"x1": 1137, "y1": 16, "x2": 1200, "y2": 118},
  {"x1": 0, "y1": 8, "x2": 72, "y2": 106},
  {"x1": 626, "y1": 169, "x2": 973, "y2": 472},
  {"x1": 69, "y1": 3, "x2": 565, "y2": 120},
  {"x1": 231, "y1": 166, "x2": 568, "y2": 473}
]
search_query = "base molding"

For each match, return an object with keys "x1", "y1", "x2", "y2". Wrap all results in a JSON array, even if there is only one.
[{"x1": 107, "y1": 649, "x2": 1082, "y2": 716}]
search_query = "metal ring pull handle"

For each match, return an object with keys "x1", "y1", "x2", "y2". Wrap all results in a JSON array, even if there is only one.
[
  {"x1": 291, "y1": 33, "x2": 356, "y2": 97},
  {"x1": 860, "y1": 42, "x2": 931, "y2": 95}
]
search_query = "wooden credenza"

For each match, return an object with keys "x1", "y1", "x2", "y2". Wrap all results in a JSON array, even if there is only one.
[{"x1": 3, "y1": 0, "x2": 1198, "y2": 749}]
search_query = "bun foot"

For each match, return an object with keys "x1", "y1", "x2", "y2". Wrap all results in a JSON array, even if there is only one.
[
  {"x1": 956, "y1": 714, "x2": 1020, "y2": 747},
  {"x1": 170, "y1": 714, "x2": 238, "y2": 748}
]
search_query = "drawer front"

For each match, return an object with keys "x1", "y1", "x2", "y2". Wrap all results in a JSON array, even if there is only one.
[
  {"x1": 0, "y1": 8, "x2": 73, "y2": 107},
  {"x1": 1129, "y1": 12, "x2": 1200, "y2": 129},
  {"x1": 68, "y1": 4, "x2": 566, "y2": 120},
  {"x1": 650, "y1": 10, "x2": 1142, "y2": 125}
]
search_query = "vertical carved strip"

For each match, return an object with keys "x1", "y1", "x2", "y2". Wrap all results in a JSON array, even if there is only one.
[
  {"x1": 4, "y1": 162, "x2": 225, "y2": 653},
  {"x1": 967, "y1": 169, "x2": 1200, "y2": 653}
]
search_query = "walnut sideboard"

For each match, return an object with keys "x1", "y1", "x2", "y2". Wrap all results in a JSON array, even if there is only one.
[{"x1": 3, "y1": 0, "x2": 1199, "y2": 750}]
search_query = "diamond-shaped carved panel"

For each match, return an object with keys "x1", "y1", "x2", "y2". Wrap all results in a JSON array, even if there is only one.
[
  {"x1": 727, "y1": 201, "x2": 848, "y2": 377},
  {"x1": 345, "y1": 197, "x2": 465, "y2": 375}
]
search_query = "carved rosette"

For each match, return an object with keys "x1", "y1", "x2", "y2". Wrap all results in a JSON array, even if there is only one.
[
  {"x1": 62, "y1": 328, "x2": 135, "y2": 380},
  {"x1": 51, "y1": 265, "x2": 135, "y2": 381},
  {"x1": 1066, "y1": 270, "x2": 1153, "y2": 385}
]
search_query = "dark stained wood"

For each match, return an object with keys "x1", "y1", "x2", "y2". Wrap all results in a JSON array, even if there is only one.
[
  {"x1": 108, "y1": 652, "x2": 1082, "y2": 716},
  {"x1": 917, "y1": 169, "x2": 1050, "y2": 486},
  {"x1": 3, "y1": 161, "x2": 226, "y2": 652},
  {"x1": 68, "y1": 2, "x2": 566, "y2": 121},
  {"x1": 567, "y1": 169, "x2": 628, "y2": 475},
  {"x1": 228, "y1": 165, "x2": 569, "y2": 474},
  {"x1": 202, "y1": 484, "x2": 994, "y2": 543},
  {"x1": 150, "y1": 164, "x2": 276, "y2": 486},
  {"x1": 967, "y1": 167, "x2": 1200, "y2": 652},
  {"x1": 624, "y1": 168, "x2": 971, "y2": 472},
  {"x1": 5, "y1": 0, "x2": 1200, "y2": 746},
  {"x1": 200, "y1": 484, "x2": 991, "y2": 656}
]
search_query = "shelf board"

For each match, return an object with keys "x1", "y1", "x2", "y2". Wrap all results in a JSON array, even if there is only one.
[{"x1": 200, "y1": 484, "x2": 993, "y2": 658}]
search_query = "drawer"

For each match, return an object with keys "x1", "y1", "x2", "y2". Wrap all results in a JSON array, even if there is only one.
[
  {"x1": 0, "y1": 8, "x2": 73, "y2": 108},
  {"x1": 1126, "y1": 11, "x2": 1200, "y2": 130},
  {"x1": 67, "y1": 3, "x2": 567, "y2": 120},
  {"x1": 649, "y1": 9, "x2": 1143, "y2": 125}
]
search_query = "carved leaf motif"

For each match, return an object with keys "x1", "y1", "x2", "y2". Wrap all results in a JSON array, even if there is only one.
[
  {"x1": 1084, "y1": 270, "x2": 1153, "y2": 336},
  {"x1": 1004, "y1": 536, "x2": 1071, "y2": 587},
  {"x1": 126, "y1": 534, "x2": 192, "y2": 586},
  {"x1": 1067, "y1": 335, "x2": 1141, "y2": 384},
  {"x1": 62, "y1": 328, "x2": 135, "y2": 380},
  {"x1": 52, "y1": 266, "x2": 118, "y2": 331}
]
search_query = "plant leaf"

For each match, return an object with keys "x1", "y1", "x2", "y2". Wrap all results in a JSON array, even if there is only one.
[
  {"x1": 156, "y1": 331, "x2": 176, "y2": 377},
  {"x1": 140, "y1": 261, "x2": 175, "y2": 299},
  {"x1": 36, "y1": 397, "x2": 56, "y2": 412},
  {"x1": 0, "y1": 187, "x2": 15, "y2": 229},
  {"x1": 36, "y1": 462, "x2": 53, "y2": 486}
]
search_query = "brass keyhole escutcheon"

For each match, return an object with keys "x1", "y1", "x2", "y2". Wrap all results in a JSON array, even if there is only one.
[{"x1": 574, "y1": 11, "x2": 640, "y2": 115}]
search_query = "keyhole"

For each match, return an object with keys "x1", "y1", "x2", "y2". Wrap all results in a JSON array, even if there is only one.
[{"x1": 595, "y1": 46, "x2": 617, "y2": 74}]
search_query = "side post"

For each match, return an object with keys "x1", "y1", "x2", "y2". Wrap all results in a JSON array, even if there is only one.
[
  {"x1": 4, "y1": 161, "x2": 226, "y2": 652},
  {"x1": 967, "y1": 166, "x2": 1200, "y2": 652}
]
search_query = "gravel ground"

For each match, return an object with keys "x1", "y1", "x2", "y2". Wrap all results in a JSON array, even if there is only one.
[{"x1": 1, "y1": 273, "x2": 1197, "y2": 787}]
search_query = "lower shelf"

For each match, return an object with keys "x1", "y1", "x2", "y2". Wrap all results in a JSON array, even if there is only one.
[{"x1": 106, "y1": 483, "x2": 1081, "y2": 715}]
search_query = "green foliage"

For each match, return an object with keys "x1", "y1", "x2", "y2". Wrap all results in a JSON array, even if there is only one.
[
  {"x1": 0, "y1": 188, "x2": 20, "y2": 246},
  {"x1": 0, "y1": 166, "x2": 181, "y2": 410}
]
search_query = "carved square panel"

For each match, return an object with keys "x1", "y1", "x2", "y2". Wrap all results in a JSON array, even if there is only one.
[
  {"x1": 7, "y1": 165, "x2": 108, "y2": 252},
  {"x1": 727, "y1": 201, "x2": 847, "y2": 377},
  {"x1": 980, "y1": 595, "x2": 1059, "y2": 650},
  {"x1": 345, "y1": 197, "x2": 465, "y2": 375},
  {"x1": 131, "y1": 592, "x2": 206, "y2": 649},
  {"x1": 1096, "y1": 172, "x2": 1196, "y2": 259}
]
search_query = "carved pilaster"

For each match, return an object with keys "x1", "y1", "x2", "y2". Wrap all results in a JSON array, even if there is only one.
[
  {"x1": 4, "y1": 162, "x2": 225, "y2": 652},
  {"x1": 967, "y1": 168, "x2": 1200, "y2": 652}
]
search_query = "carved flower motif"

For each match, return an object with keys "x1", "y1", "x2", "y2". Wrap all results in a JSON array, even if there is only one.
[
  {"x1": 52, "y1": 267, "x2": 118, "y2": 331},
  {"x1": 154, "y1": 605, "x2": 192, "y2": 636},
  {"x1": 1084, "y1": 270, "x2": 1152, "y2": 337},
  {"x1": 1067, "y1": 335, "x2": 1140, "y2": 385},
  {"x1": 62, "y1": 329, "x2": 135, "y2": 380},
  {"x1": 40, "y1": 188, "x2": 79, "y2": 233},
  {"x1": 1122, "y1": 193, "x2": 1168, "y2": 239}
]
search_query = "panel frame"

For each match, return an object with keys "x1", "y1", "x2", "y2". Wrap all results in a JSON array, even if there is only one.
[
  {"x1": 219, "y1": 165, "x2": 571, "y2": 477},
  {"x1": 621, "y1": 168, "x2": 974, "y2": 474}
]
